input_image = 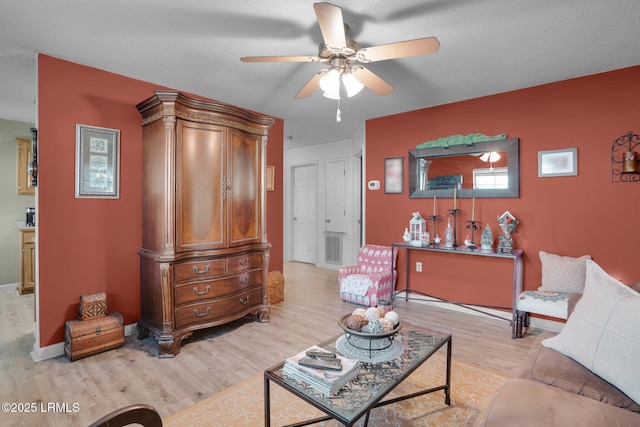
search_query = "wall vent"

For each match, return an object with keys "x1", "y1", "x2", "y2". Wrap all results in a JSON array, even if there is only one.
[{"x1": 325, "y1": 232, "x2": 343, "y2": 265}]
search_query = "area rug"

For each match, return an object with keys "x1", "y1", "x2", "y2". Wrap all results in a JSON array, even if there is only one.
[{"x1": 164, "y1": 354, "x2": 509, "y2": 427}]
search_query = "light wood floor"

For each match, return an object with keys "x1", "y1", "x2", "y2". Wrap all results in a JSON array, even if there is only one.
[{"x1": 0, "y1": 262, "x2": 541, "y2": 426}]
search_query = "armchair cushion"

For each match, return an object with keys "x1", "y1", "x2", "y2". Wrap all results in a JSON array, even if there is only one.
[{"x1": 340, "y1": 274, "x2": 374, "y2": 297}]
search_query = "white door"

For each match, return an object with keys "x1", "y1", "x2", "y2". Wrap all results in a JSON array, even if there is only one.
[{"x1": 292, "y1": 164, "x2": 317, "y2": 263}]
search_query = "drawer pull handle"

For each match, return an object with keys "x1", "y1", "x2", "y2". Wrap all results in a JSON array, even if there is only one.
[
  {"x1": 193, "y1": 265, "x2": 210, "y2": 275},
  {"x1": 240, "y1": 277, "x2": 248, "y2": 285},
  {"x1": 95, "y1": 326, "x2": 102, "y2": 336},
  {"x1": 239, "y1": 258, "x2": 249, "y2": 266},
  {"x1": 193, "y1": 307, "x2": 211, "y2": 317},
  {"x1": 193, "y1": 285, "x2": 211, "y2": 295},
  {"x1": 239, "y1": 296, "x2": 250, "y2": 305}
]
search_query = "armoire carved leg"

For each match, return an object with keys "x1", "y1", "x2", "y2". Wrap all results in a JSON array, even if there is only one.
[
  {"x1": 257, "y1": 307, "x2": 270, "y2": 323},
  {"x1": 157, "y1": 337, "x2": 177, "y2": 358}
]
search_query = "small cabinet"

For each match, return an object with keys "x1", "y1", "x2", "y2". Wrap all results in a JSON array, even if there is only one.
[
  {"x1": 19, "y1": 229, "x2": 35, "y2": 295},
  {"x1": 16, "y1": 138, "x2": 35, "y2": 195}
]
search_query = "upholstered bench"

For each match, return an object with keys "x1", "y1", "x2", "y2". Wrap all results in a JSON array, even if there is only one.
[
  {"x1": 514, "y1": 291, "x2": 570, "y2": 338},
  {"x1": 515, "y1": 251, "x2": 591, "y2": 337}
]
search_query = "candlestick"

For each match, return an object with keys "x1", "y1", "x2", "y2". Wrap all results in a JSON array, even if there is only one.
[
  {"x1": 433, "y1": 195, "x2": 436, "y2": 216},
  {"x1": 471, "y1": 197, "x2": 475, "y2": 221},
  {"x1": 453, "y1": 188, "x2": 457, "y2": 209}
]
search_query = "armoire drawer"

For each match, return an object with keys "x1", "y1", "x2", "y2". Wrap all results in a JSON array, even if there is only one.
[
  {"x1": 228, "y1": 252, "x2": 262, "y2": 273},
  {"x1": 174, "y1": 259, "x2": 226, "y2": 283},
  {"x1": 174, "y1": 270, "x2": 263, "y2": 305},
  {"x1": 174, "y1": 287, "x2": 264, "y2": 329}
]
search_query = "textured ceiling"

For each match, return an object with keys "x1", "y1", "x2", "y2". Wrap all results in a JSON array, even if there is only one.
[{"x1": 1, "y1": 0, "x2": 639, "y2": 149}]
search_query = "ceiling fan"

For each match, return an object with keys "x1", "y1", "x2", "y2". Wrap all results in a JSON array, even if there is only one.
[{"x1": 240, "y1": 2, "x2": 440, "y2": 100}]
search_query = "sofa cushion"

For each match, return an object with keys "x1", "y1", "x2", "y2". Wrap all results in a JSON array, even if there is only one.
[
  {"x1": 476, "y1": 378, "x2": 640, "y2": 427},
  {"x1": 543, "y1": 260, "x2": 640, "y2": 405},
  {"x1": 537, "y1": 251, "x2": 591, "y2": 293},
  {"x1": 518, "y1": 331, "x2": 640, "y2": 413}
]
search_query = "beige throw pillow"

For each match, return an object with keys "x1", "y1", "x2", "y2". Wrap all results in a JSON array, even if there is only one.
[
  {"x1": 537, "y1": 251, "x2": 591, "y2": 293},
  {"x1": 542, "y1": 260, "x2": 640, "y2": 404}
]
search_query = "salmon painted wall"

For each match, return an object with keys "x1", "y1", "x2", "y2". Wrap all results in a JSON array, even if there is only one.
[
  {"x1": 38, "y1": 55, "x2": 283, "y2": 347},
  {"x1": 266, "y1": 119, "x2": 284, "y2": 272},
  {"x1": 366, "y1": 66, "x2": 640, "y2": 310}
]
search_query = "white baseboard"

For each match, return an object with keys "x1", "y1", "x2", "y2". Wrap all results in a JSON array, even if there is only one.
[
  {"x1": 31, "y1": 341, "x2": 64, "y2": 362},
  {"x1": 30, "y1": 323, "x2": 138, "y2": 362},
  {"x1": 0, "y1": 283, "x2": 18, "y2": 292},
  {"x1": 393, "y1": 292, "x2": 564, "y2": 333}
]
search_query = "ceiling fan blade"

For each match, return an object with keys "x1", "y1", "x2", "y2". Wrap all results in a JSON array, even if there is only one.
[
  {"x1": 351, "y1": 66, "x2": 394, "y2": 96},
  {"x1": 356, "y1": 37, "x2": 440, "y2": 63},
  {"x1": 313, "y1": 2, "x2": 347, "y2": 51},
  {"x1": 241, "y1": 55, "x2": 321, "y2": 63},
  {"x1": 295, "y1": 70, "x2": 327, "y2": 98}
]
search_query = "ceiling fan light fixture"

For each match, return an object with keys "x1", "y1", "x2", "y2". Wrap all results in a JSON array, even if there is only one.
[
  {"x1": 342, "y1": 72, "x2": 364, "y2": 97},
  {"x1": 319, "y1": 69, "x2": 340, "y2": 94},
  {"x1": 322, "y1": 90, "x2": 340, "y2": 100}
]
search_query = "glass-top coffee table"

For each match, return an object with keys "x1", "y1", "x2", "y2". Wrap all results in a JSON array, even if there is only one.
[{"x1": 264, "y1": 322, "x2": 452, "y2": 427}]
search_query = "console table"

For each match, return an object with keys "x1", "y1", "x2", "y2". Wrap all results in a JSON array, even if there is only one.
[{"x1": 391, "y1": 243, "x2": 523, "y2": 339}]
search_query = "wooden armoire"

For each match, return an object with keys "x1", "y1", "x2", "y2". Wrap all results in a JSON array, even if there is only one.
[{"x1": 136, "y1": 91, "x2": 274, "y2": 357}]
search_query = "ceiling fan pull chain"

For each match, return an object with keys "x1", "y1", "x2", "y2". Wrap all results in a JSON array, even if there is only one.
[{"x1": 336, "y1": 99, "x2": 342, "y2": 123}]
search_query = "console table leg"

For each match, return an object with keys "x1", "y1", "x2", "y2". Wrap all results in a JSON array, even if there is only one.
[{"x1": 445, "y1": 338, "x2": 452, "y2": 405}]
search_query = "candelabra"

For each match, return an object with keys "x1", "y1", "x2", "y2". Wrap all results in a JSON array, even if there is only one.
[{"x1": 465, "y1": 220, "x2": 481, "y2": 249}]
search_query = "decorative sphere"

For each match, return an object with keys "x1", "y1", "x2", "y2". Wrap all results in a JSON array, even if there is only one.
[
  {"x1": 352, "y1": 308, "x2": 366, "y2": 318},
  {"x1": 384, "y1": 311, "x2": 400, "y2": 326},
  {"x1": 364, "y1": 307, "x2": 381, "y2": 322},
  {"x1": 375, "y1": 307, "x2": 386, "y2": 318},
  {"x1": 367, "y1": 318, "x2": 384, "y2": 334},
  {"x1": 380, "y1": 317, "x2": 394, "y2": 332},
  {"x1": 343, "y1": 314, "x2": 366, "y2": 331}
]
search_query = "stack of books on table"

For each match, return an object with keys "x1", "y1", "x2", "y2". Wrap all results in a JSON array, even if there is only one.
[{"x1": 283, "y1": 345, "x2": 360, "y2": 395}]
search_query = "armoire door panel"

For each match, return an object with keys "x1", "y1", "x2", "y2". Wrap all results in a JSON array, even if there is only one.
[
  {"x1": 228, "y1": 129, "x2": 261, "y2": 246},
  {"x1": 176, "y1": 120, "x2": 226, "y2": 252}
]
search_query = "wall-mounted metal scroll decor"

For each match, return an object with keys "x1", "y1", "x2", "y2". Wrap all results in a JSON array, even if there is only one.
[{"x1": 611, "y1": 131, "x2": 640, "y2": 182}]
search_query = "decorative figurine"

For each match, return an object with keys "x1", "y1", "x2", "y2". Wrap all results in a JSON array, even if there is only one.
[
  {"x1": 497, "y1": 211, "x2": 519, "y2": 253},
  {"x1": 403, "y1": 227, "x2": 411, "y2": 242},
  {"x1": 481, "y1": 225, "x2": 493, "y2": 252}
]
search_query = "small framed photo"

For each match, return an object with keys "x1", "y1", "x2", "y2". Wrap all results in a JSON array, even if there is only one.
[
  {"x1": 75, "y1": 124, "x2": 120, "y2": 198},
  {"x1": 384, "y1": 157, "x2": 404, "y2": 194},
  {"x1": 266, "y1": 165, "x2": 275, "y2": 191},
  {"x1": 538, "y1": 148, "x2": 577, "y2": 177}
]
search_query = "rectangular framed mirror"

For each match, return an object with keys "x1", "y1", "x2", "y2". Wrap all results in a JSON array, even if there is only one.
[{"x1": 408, "y1": 138, "x2": 519, "y2": 198}]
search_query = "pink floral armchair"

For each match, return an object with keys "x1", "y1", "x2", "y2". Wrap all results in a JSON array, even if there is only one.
[{"x1": 339, "y1": 244, "x2": 398, "y2": 307}]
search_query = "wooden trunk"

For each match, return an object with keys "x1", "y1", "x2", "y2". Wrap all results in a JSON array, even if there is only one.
[{"x1": 64, "y1": 312, "x2": 124, "y2": 361}]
